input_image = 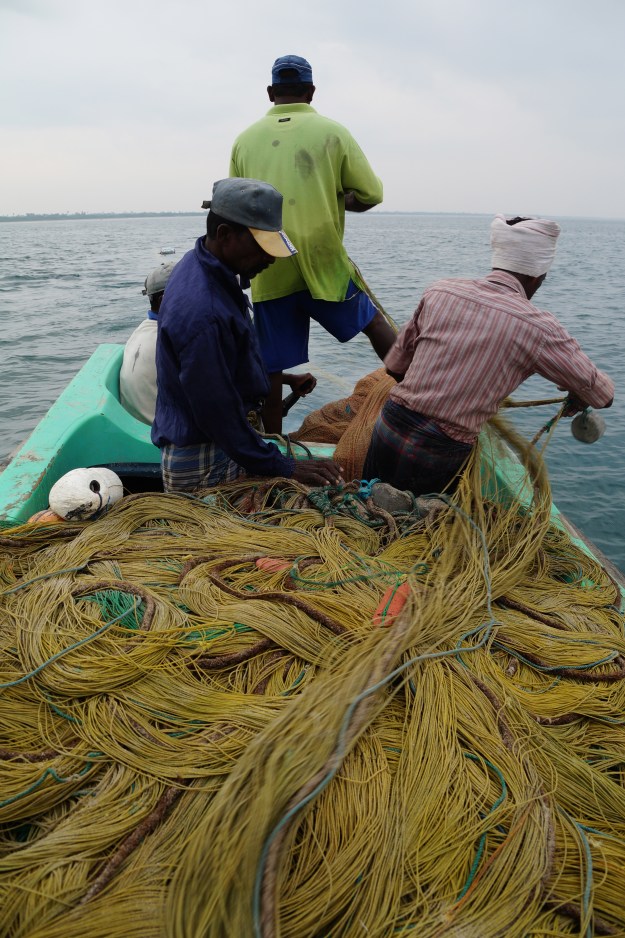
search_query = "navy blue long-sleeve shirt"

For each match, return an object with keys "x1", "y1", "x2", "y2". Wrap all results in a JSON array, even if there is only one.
[{"x1": 151, "y1": 237, "x2": 295, "y2": 478}]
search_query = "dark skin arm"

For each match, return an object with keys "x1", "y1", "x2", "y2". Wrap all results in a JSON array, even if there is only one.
[
  {"x1": 262, "y1": 318, "x2": 396, "y2": 433},
  {"x1": 260, "y1": 374, "x2": 343, "y2": 483},
  {"x1": 561, "y1": 392, "x2": 613, "y2": 417},
  {"x1": 263, "y1": 372, "x2": 317, "y2": 434},
  {"x1": 362, "y1": 310, "x2": 396, "y2": 361},
  {"x1": 344, "y1": 191, "x2": 376, "y2": 213},
  {"x1": 283, "y1": 372, "x2": 316, "y2": 395},
  {"x1": 386, "y1": 367, "x2": 404, "y2": 383}
]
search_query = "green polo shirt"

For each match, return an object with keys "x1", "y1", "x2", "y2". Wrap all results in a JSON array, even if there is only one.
[{"x1": 229, "y1": 104, "x2": 383, "y2": 303}]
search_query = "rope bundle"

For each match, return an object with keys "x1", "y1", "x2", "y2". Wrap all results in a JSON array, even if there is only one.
[{"x1": 0, "y1": 424, "x2": 624, "y2": 937}]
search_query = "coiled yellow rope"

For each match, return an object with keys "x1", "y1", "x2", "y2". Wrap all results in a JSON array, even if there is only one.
[{"x1": 0, "y1": 424, "x2": 624, "y2": 937}]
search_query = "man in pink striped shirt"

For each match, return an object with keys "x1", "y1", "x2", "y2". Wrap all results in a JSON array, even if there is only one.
[{"x1": 363, "y1": 215, "x2": 614, "y2": 496}]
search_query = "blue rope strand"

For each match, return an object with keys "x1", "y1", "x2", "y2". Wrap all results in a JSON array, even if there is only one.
[
  {"x1": 574, "y1": 818, "x2": 594, "y2": 938},
  {"x1": 492, "y1": 642, "x2": 617, "y2": 672},
  {"x1": 1, "y1": 563, "x2": 89, "y2": 595},
  {"x1": 0, "y1": 598, "x2": 139, "y2": 691},
  {"x1": 456, "y1": 753, "x2": 508, "y2": 900},
  {"x1": 0, "y1": 761, "x2": 94, "y2": 809}
]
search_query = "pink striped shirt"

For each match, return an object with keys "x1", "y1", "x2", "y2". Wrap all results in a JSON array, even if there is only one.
[{"x1": 386, "y1": 271, "x2": 614, "y2": 444}]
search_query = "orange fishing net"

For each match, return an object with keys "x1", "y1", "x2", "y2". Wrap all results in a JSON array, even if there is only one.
[{"x1": 290, "y1": 369, "x2": 395, "y2": 481}]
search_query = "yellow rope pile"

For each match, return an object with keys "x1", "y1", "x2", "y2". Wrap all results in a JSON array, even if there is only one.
[{"x1": 0, "y1": 422, "x2": 624, "y2": 937}]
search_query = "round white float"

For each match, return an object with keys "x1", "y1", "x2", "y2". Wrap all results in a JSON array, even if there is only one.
[{"x1": 48, "y1": 467, "x2": 124, "y2": 520}]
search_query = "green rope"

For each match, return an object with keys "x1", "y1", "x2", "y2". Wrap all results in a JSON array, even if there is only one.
[
  {"x1": 85, "y1": 589, "x2": 143, "y2": 631},
  {"x1": 1, "y1": 563, "x2": 89, "y2": 595},
  {"x1": 456, "y1": 753, "x2": 508, "y2": 901},
  {"x1": 0, "y1": 599, "x2": 139, "y2": 690},
  {"x1": 0, "y1": 760, "x2": 95, "y2": 808}
]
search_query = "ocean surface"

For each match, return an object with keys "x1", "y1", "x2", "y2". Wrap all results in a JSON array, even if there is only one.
[{"x1": 0, "y1": 213, "x2": 623, "y2": 571}]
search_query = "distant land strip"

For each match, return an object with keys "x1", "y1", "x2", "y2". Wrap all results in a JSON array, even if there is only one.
[
  {"x1": 0, "y1": 212, "x2": 206, "y2": 223},
  {"x1": 0, "y1": 210, "x2": 497, "y2": 223},
  {"x1": 1, "y1": 211, "x2": 620, "y2": 223}
]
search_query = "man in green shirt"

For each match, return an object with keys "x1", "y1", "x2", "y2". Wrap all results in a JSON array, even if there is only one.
[{"x1": 230, "y1": 54, "x2": 396, "y2": 433}]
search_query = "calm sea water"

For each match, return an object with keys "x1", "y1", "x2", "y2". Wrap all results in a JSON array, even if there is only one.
[{"x1": 0, "y1": 213, "x2": 623, "y2": 570}]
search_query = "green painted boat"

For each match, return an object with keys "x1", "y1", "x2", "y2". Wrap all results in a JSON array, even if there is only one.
[
  {"x1": 0, "y1": 343, "x2": 623, "y2": 590},
  {"x1": 0, "y1": 344, "x2": 334, "y2": 525}
]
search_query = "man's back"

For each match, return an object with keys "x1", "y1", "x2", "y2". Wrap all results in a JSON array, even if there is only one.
[
  {"x1": 119, "y1": 318, "x2": 158, "y2": 425},
  {"x1": 119, "y1": 261, "x2": 177, "y2": 425},
  {"x1": 230, "y1": 103, "x2": 382, "y2": 303},
  {"x1": 388, "y1": 270, "x2": 614, "y2": 442},
  {"x1": 228, "y1": 56, "x2": 395, "y2": 435},
  {"x1": 364, "y1": 214, "x2": 614, "y2": 498}
]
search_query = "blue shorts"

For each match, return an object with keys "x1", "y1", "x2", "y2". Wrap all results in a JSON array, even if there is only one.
[{"x1": 253, "y1": 280, "x2": 378, "y2": 373}]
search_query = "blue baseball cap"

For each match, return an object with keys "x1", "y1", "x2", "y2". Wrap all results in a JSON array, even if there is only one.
[{"x1": 271, "y1": 55, "x2": 313, "y2": 85}]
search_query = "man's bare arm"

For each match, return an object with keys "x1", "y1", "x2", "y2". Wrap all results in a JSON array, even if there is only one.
[{"x1": 344, "y1": 191, "x2": 376, "y2": 213}]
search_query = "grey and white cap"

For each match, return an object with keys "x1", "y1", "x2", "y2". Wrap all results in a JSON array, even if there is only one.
[
  {"x1": 142, "y1": 261, "x2": 176, "y2": 297},
  {"x1": 206, "y1": 178, "x2": 297, "y2": 258}
]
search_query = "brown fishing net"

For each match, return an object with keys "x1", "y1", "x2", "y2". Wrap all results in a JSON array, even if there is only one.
[{"x1": 290, "y1": 368, "x2": 395, "y2": 481}]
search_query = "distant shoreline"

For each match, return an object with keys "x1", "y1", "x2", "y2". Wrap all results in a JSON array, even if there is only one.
[
  {"x1": 0, "y1": 212, "x2": 206, "y2": 223},
  {"x1": 0, "y1": 210, "x2": 484, "y2": 223},
  {"x1": 0, "y1": 210, "x2": 622, "y2": 223}
]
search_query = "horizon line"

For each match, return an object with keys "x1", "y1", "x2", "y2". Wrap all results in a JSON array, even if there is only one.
[{"x1": 1, "y1": 210, "x2": 623, "y2": 223}]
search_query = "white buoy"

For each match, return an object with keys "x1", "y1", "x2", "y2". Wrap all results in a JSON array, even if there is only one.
[
  {"x1": 571, "y1": 409, "x2": 606, "y2": 444},
  {"x1": 48, "y1": 467, "x2": 124, "y2": 520}
]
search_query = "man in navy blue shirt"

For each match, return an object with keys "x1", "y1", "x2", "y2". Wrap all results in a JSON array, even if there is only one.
[{"x1": 152, "y1": 177, "x2": 343, "y2": 492}]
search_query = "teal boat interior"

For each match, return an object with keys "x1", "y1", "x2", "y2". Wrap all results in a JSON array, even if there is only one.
[{"x1": 0, "y1": 344, "x2": 334, "y2": 524}]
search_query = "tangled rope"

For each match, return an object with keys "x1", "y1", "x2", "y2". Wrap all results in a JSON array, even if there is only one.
[{"x1": 0, "y1": 423, "x2": 624, "y2": 937}]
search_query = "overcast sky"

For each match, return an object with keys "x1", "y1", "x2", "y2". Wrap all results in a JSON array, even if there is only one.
[{"x1": 1, "y1": 0, "x2": 624, "y2": 218}]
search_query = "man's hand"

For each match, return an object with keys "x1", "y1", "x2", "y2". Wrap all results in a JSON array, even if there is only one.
[
  {"x1": 284, "y1": 372, "x2": 317, "y2": 396},
  {"x1": 560, "y1": 394, "x2": 586, "y2": 418},
  {"x1": 281, "y1": 373, "x2": 317, "y2": 417},
  {"x1": 291, "y1": 458, "x2": 344, "y2": 487},
  {"x1": 560, "y1": 391, "x2": 613, "y2": 417}
]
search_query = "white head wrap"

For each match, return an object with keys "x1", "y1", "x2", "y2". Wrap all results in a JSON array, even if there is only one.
[{"x1": 490, "y1": 214, "x2": 561, "y2": 276}]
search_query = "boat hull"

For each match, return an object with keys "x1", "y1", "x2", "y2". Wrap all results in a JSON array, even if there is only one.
[{"x1": 0, "y1": 344, "x2": 334, "y2": 524}]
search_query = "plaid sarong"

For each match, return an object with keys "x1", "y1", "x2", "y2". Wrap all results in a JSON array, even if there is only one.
[
  {"x1": 161, "y1": 442, "x2": 244, "y2": 493},
  {"x1": 363, "y1": 400, "x2": 472, "y2": 497}
]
